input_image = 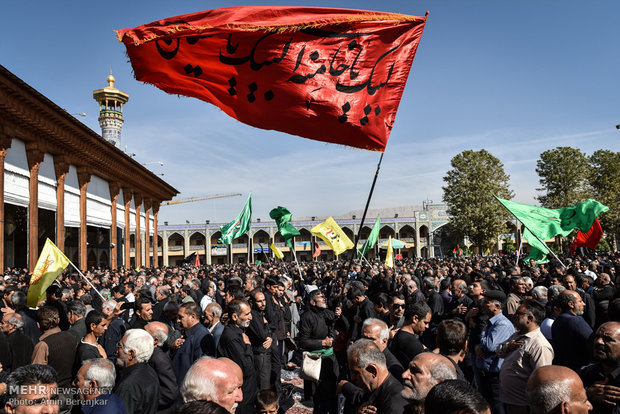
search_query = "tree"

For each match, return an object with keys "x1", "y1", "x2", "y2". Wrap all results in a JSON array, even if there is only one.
[
  {"x1": 589, "y1": 150, "x2": 620, "y2": 249},
  {"x1": 442, "y1": 150, "x2": 513, "y2": 253},
  {"x1": 535, "y1": 147, "x2": 590, "y2": 208}
]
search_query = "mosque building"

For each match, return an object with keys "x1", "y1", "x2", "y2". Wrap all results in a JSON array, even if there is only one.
[{"x1": 0, "y1": 65, "x2": 178, "y2": 271}]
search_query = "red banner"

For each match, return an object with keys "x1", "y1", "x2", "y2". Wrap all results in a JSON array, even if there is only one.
[
  {"x1": 570, "y1": 218, "x2": 603, "y2": 256},
  {"x1": 313, "y1": 241, "x2": 322, "y2": 258},
  {"x1": 118, "y1": 7, "x2": 428, "y2": 152}
]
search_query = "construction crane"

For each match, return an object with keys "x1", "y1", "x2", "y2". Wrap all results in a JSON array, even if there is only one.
[{"x1": 161, "y1": 192, "x2": 242, "y2": 206}]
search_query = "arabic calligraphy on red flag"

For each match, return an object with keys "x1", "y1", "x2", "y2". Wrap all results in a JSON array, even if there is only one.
[{"x1": 117, "y1": 6, "x2": 428, "y2": 152}]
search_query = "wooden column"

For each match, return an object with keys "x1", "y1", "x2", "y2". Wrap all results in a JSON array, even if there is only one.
[
  {"x1": 122, "y1": 188, "x2": 132, "y2": 269},
  {"x1": 53, "y1": 156, "x2": 69, "y2": 252},
  {"x1": 109, "y1": 183, "x2": 120, "y2": 269},
  {"x1": 26, "y1": 142, "x2": 44, "y2": 271},
  {"x1": 77, "y1": 167, "x2": 91, "y2": 271},
  {"x1": 152, "y1": 203, "x2": 159, "y2": 268},
  {"x1": 144, "y1": 199, "x2": 151, "y2": 268},
  {"x1": 0, "y1": 130, "x2": 12, "y2": 272},
  {"x1": 134, "y1": 192, "x2": 142, "y2": 268}
]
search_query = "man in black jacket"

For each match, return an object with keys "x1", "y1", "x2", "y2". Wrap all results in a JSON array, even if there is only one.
[
  {"x1": 0, "y1": 313, "x2": 34, "y2": 373},
  {"x1": 298, "y1": 289, "x2": 339, "y2": 414},
  {"x1": 340, "y1": 339, "x2": 409, "y2": 414},
  {"x1": 247, "y1": 290, "x2": 273, "y2": 391},
  {"x1": 145, "y1": 321, "x2": 179, "y2": 413},
  {"x1": 114, "y1": 328, "x2": 160, "y2": 414},
  {"x1": 217, "y1": 299, "x2": 258, "y2": 414}
]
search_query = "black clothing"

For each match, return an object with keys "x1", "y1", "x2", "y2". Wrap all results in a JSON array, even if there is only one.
[
  {"x1": 446, "y1": 295, "x2": 474, "y2": 321},
  {"x1": 100, "y1": 317, "x2": 126, "y2": 358},
  {"x1": 362, "y1": 374, "x2": 409, "y2": 414},
  {"x1": 0, "y1": 331, "x2": 10, "y2": 373},
  {"x1": 390, "y1": 329, "x2": 425, "y2": 370},
  {"x1": 247, "y1": 309, "x2": 272, "y2": 354},
  {"x1": 128, "y1": 315, "x2": 149, "y2": 330},
  {"x1": 74, "y1": 341, "x2": 103, "y2": 375},
  {"x1": 247, "y1": 309, "x2": 274, "y2": 391},
  {"x1": 45, "y1": 298, "x2": 70, "y2": 331},
  {"x1": 217, "y1": 324, "x2": 257, "y2": 414},
  {"x1": 298, "y1": 307, "x2": 339, "y2": 414},
  {"x1": 342, "y1": 374, "x2": 409, "y2": 414},
  {"x1": 148, "y1": 347, "x2": 179, "y2": 412},
  {"x1": 5, "y1": 330, "x2": 34, "y2": 372},
  {"x1": 113, "y1": 362, "x2": 160, "y2": 414},
  {"x1": 16, "y1": 307, "x2": 41, "y2": 345},
  {"x1": 152, "y1": 298, "x2": 170, "y2": 322},
  {"x1": 384, "y1": 348, "x2": 404, "y2": 383},
  {"x1": 68, "y1": 318, "x2": 87, "y2": 341},
  {"x1": 578, "y1": 362, "x2": 620, "y2": 414},
  {"x1": 351, "y1": 297, "x2": 376, "y2": 340}
]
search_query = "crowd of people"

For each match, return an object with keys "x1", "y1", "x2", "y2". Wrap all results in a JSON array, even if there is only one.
[{"x1": 0, "y1": 250, "x2": 618, "y2": 414}]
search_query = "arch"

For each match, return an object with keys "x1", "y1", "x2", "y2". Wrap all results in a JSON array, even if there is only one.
[
  {"x1": 399, "y1": 225, "x2": 415, "y2": 240},
  {"x1": 359, "y1": 226, "x2": 372, "y2": 240},
  {"x1": 87, "y1": 250, "x2": 97, "y2": 268},
  {"x1": 342, "y1": 227, "x2": 354, "y2": 240},
  {"x1": 189, "y1": 231, "x2": 205, "y2": 247},
  {"x1": 168, "y1": 232, "x2": 185, "y2": 249},
  {"x1": 419, "y1": 225, "x2": 429, "y2": 238},
  {"x1": 210, "y1": 231, "x2": 222, "y2": 244},
  {"x1": 298, "y1": 228, "x2": 312, "y2": 242},
  {"x1": 253, "y1": 229, "x2": 270, "y2": 245},
  {"x1": 274, "y1": 231, "x2": 285, "y2": 243},
  {"x1": 129, "y1": 233, "x2": 135, "y2": 248},
  {"x1": 379, "y1": 225, "x2": 395, "y2": 239},
  {"x1": 99, "y1": 250, "x2": 109, "y2": 267}
]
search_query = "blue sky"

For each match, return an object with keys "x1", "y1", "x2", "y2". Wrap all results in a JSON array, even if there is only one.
[{"x1": 3, "y1": 1, "x2": 619, "y2": 225}]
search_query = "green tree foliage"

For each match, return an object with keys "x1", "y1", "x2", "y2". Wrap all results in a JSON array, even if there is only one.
[
  {"x1": 442, "y1": 150, "x2": 513, "y2": 253},
  {"x1": 536, "y1": 147, "x2": 590, "y2": 208},
  {"x1": 589, "y1": 150, "x2": 620, "y2": 248}
]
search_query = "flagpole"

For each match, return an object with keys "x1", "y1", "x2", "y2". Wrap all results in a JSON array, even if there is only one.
[
  {"x1": 68, "y1": 261, "x2": 104, "y2": 300},
  {"x1": 495, "y1": 201, "x2": 566, "y2": 269},
  {"x1": 291, "y1": 246, "x2": 304, "y2": 283},
  {"x1": 258, "y1": 243, "x2": 273, "y2": 266},
  {"x1": 351, "y1": 152, "x2": 384, "y2": 261}
]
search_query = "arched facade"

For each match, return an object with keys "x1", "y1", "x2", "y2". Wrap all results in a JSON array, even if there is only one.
[
  {"x1": 0, "y1": 65, "x2": 177, "y2": 270},
  {"x1": 157, "y1": 206, "x2": 451, "y2": 265}
]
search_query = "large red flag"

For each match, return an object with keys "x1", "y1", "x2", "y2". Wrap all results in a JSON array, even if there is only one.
[
  {"x1": 117, "y1": 7, "x2": 428, "y2": 152},
  {"x1": 570, "y1": 218, "x2": 603, "y2": 256}
]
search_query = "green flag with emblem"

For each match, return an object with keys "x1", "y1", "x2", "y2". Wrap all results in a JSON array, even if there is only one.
[{"x1": 219, "y1": 194, "x2": 252, "y2": 245}]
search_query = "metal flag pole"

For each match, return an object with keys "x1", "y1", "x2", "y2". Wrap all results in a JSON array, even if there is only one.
[
  {"x1": 351, "y1": 152, "x2": 384, "y2": 261},
  {"x1": 290, "y1": 244, "x2": 304, "y2": 282},
  {"x1": 68, "y1": 261, "x2": 104, "y2": 300},
  {"x1": 258, "y1": 243, "x2": 273, "y2": 266},
  {"x1": 495, "y1": 200, "x2": 566, "y2": 269}
]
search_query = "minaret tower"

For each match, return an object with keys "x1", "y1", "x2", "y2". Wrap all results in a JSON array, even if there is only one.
[{"x1": 93, "y1": 69, "x2": 129, "y2": 149}]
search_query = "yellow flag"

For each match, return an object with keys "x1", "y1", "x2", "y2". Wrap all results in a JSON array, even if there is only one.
[
  {"x1": 311, "y1": 217, "x2": 354, "y2": 256},
  {"x1": 270, "y1": 242, "x2": 284, "y2": 260},
  {"x1": 385, "y1": 236, "x2": 394, "y2": 268},
  {"x1": 27, "y1": 239, "x2": 70, "y2": 307}
]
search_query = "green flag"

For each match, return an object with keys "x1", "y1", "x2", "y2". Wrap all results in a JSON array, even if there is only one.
[
  {"x1": 219, "y1": 194, "x2": 252, "y2": 245},
  {"x1": 523, "y1": 228, "x2": 550, "y2": 264},
  {"x1": 495, "y1": 197, "x2": 609, "y2": 239},
  {"x1": 269, "y1": 206, "x2": 300, "y2": 248},
  {"x1": 358, "y1": 215, "x2": 381, "y2": 259}
]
